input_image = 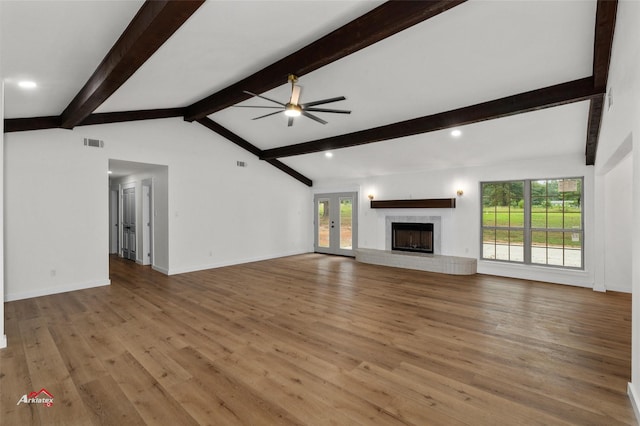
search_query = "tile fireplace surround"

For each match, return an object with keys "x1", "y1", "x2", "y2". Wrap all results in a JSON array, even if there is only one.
[{"x1": 356, "y1": 215, "x2": 477, "y2": 275}]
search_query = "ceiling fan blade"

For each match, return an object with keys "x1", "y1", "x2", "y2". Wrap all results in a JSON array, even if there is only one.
[
  {"x1": 290, "y1": 85, "x2": 301, "y2": 105},
  {"x1": 301, "y1": 96, "x2": 346, "y2": 108},
  {"x1": 287, "y1": 117, "x2": 294, "y2": 127},
  {"x1": 252, "y1": 110, "x2": 284, "y2": 120},
  {"x1": 302, "y1": 111, "x2": 328, "y2": 125},
  {"x1": 243, "y1": 90, "x2": 285, "y2": 106},
  {"x1": 234, "y1": 105, "x2": 283, "y2": 109},
  {"x1": 304, "y1": 107, "x2": 351, "y2": 114}
]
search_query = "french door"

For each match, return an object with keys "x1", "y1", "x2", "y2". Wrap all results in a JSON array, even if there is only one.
[{"x1": 314, "y1": 192, "x2": 358, "y2": 256}]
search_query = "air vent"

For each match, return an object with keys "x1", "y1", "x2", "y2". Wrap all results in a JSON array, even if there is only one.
[
  {"x1": 83, "y1": 138, "x2": 104, "y2": 148},
  {"x1": 236, "y1": 161, "x2": 247, "y2": 167}
]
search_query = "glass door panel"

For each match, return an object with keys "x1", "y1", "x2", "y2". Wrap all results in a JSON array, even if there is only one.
[
  {"x1": 317, "y1": 198, "x2": 330, "y2": 248},
  {"x1": 339, "y1": 197, "x2": 353, "y2": 250}
]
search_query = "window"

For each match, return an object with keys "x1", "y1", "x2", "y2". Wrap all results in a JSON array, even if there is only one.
[
  {"x1": 482, "y1": 181, "x2": 524, "y2": 262},
  {"x1": 530, "y1": 178, "x2": 583, "y2": 268},
  {"x1": 481, "y1": 178, "x2": 583, "y2": 269}
]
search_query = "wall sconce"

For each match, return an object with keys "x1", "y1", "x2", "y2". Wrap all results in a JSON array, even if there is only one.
[
  {"x1": 456, "y1": 189, "x2": 464, "y2": 197},
  {"x1": 368, "y1": 194, "x2": 375, "y2": 200}
]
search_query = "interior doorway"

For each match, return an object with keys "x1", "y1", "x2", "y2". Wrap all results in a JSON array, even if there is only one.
[
  {"x1": 314, "y1": 192, "x2": 358, "y2": 256},
  {"x1": 108, "y1": 159, "x2": 169, "y2": 272}
]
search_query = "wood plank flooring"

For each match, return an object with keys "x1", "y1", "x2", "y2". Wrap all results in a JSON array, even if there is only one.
[{"x1": 1, "y1": 254, "x2": 635, "y2": 425}]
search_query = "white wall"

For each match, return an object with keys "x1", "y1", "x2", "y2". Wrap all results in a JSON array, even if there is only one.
[
  {"x1": 5, "y1": 130, "x2": 110, "y2": 300},
  {"x1": 594, "y1": 0, "x2": 640, "y2": 418},
  {"x1": 603, "y1": 153, "x2": 632, "y2": 292},
  {"x1": 0, "y1": 0, "x2": 6, "y2": 348},
  {"x1": 4, "y1": 118, "x2": 312, "y2": 300},
  {"x1": 150, "y1": 168, "x2": 170, "y2": 270},
  {"x1": 315, "y1": 154, "x2": 594, "y2": 288}
]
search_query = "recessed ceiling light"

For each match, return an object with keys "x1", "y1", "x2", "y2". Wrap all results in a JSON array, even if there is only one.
[
  {"x1": 325, "y1": 152, "x2": 333, "y2": 158},
  {"x1": 107, "y1": 170, "x2": 113, "y2": 174},
  {"x1": 450, "y1": 129, "x2": 462, "y2": 138},
  {"x1": 18, "y1": 80, "x2": 37, "y2": 89}
]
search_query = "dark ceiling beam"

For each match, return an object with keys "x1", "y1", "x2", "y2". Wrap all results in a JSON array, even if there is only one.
[
  {"x1": 184, "y1": 0, "x2": 467, "y2": 122},
  {"x1": 59, "y1": 0, "x2": 205, "y2": 129},
  {"x1": 79, "y1": 108, "x2": 185, "y2": 126},
  {"x1": 4, "y1": 116, "x2": 62, "y2": 133},
  {"x1": 196, "y1": 118, "x2": 312, "y2": 187},
  {"x1": 196, "y1": 117, "x2": 262, "y2": 157},
  {"x1": 263, "y1": 159, "x2": 313, "y2": 188},
  {"x1": 585, "y1": 95, "x2": 605, "y2": 165},
  {"x1": 262, "y1": 77, "x2": 602, "y2": 160},
  {"x1": 592, "y1": 0, "x2": 618, "y2": 90},
  {"x1": 585, "y1": 0, "x2": 618, "y2": 165},
  {"x1": 4, "y1": 108, "x2": 185, "y2": 132}
]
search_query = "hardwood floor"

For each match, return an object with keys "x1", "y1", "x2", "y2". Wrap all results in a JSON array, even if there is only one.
[{"x1": 1, "y1": 254, "x2": 635, "y2": 425}]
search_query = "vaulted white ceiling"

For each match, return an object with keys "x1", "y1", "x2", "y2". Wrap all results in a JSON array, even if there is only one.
[{"x1": 1, "y1": 1, "x2": 600, "y2": 183}]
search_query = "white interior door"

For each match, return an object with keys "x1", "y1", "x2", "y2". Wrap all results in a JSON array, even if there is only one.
[
  {"x1": 122, "y1": 187, "x2": 136, "y2": 261},
  {"x1": 314, "y1": 192, "x2": 358, "y2": 256},
  {"x1": 109, "y1": 189, "x2": 119, "y2": 254},
  {"x1": 142, "y1": 183, "x2": 152, "y2": 266}
]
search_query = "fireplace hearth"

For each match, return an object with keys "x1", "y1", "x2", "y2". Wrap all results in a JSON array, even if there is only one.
[{"x1": 391, "y1": 222, "x2": 434, "y2": 254}]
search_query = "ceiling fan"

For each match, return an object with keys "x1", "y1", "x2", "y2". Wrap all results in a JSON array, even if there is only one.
[{"x1": 236, "y1": 74, "x2": 351, "y2": 126}]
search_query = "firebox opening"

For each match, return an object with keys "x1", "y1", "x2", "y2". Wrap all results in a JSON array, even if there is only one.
[{"x1": 392, "y1": 222, "x2": 434, "y2": 254}]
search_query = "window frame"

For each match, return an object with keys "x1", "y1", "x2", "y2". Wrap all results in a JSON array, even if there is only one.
[
  {"x1": 480, "y1": 180, "x2": 526, "y2": 263},
  {"x1": 480, "y1": 177, "x2": 584, "y2": 270}
]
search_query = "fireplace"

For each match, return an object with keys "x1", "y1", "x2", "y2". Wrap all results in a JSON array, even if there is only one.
[{"x1": 391, "y1": 222, "x2": 434, "y2": 254}]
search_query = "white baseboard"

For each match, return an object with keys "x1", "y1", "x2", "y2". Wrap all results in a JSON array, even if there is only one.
[
  {"x1": 152, "y1": 265, "x2": 169, "y2": 275},
  {"x1": 628, "y1": 383, "x2": 640, "y2": 423},
  {"x1": 167, "y1": 250, "x2": 310, "y2": 275},
  {"x1": 593, "y1": 284, "x2": 606, "y2": 292},
  {"x1": 5, "y1": 278, "x2": 111, "y2": 302},
  {"x1": 593, "y1": 284, "x2": 632, "y2": 293},
  {"x1": 604, "y1": 284, "x2": 632, "y2": 293},
  {"x1": 478, "y1": 260, "x2": 593, "y2": 288},
  {"x1": 0, "y1": 334, "x2": 7, "y2": 349}
]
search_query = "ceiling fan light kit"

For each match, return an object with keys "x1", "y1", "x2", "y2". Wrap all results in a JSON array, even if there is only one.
[
  {"x1": 237, "y1": 74, "x2": 351, "y2": 126},
  {"x1": 284, "y1": 103, "x2": 302, "y2": 117}
]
